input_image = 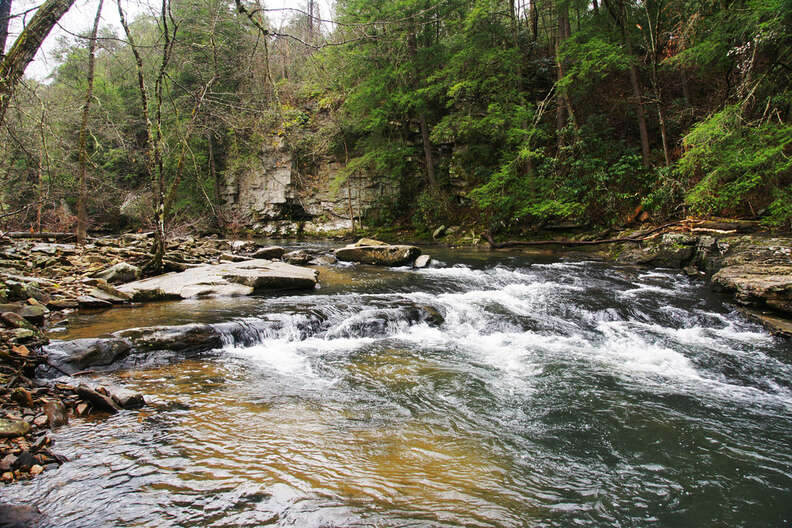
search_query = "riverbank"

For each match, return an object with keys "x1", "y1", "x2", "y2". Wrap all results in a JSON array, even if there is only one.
[
  {"x1": 610, "y1": 230, "x2": 792, "y2": 338},
  {"x1": 0, "y1": 233, "x2": 323, "y2": 486}
]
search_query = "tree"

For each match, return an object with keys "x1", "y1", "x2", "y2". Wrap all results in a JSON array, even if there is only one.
[
  {"x1": 76, "y1": 0, "x2": 104, "y2": 244},
  {"x1": 0, "y1": 0, "x2": 11, "y2": 60},
  {"x1": 0, "y1": 0, "x2": 76, "y2": 125},
  {"x1": 117, "y1": 0, "x2": 177, "y2": 273}
]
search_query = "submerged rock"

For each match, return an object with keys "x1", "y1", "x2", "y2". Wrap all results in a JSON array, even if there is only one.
[
  {"x1": 335, "y1": 239, "x2": 421, "y2": 266},
  {"x1": 117, "y1": 259, "x2": 318, "y2": 301},
  {"x1": 44, "y1": 338, "x2": 132, "y2": 375},
  {"x1": 75, "y1": 385, "x2": 121, "y2": 414},
  {"x1": 44, "y1": 400, "x2": 69, "y2": 428},
  {"x1": 44, "y1": 322, "x2": 233, "y2": 374},
  {"x1": 0, "y1": 504, "x2": 43, "y2": 528}
]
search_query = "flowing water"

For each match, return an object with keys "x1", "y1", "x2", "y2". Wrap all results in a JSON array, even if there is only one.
[{"x1": 5, "y1": 247, "x2": 792, "y2": 527}]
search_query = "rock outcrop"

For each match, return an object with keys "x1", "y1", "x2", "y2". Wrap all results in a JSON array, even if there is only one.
[
  {"x1": 712, "y1": 265, "x2": 792, "y2": 315},
  {"x1": 219, "y1": 136, "x2": 398, "y2": 235}
]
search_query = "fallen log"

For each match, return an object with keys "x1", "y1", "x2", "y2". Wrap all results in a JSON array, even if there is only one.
[{"x1": 3, "y1": 231, "x2": 76, "y2": 240}]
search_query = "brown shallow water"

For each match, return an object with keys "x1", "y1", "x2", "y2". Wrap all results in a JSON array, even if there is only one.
[{"x1": 7, "y1": 247, "x2": 792, "y2": 527}]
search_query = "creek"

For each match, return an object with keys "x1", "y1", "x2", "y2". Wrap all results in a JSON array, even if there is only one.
[{"x1": 4, "y1": 246, "x2": 792, "y2": 527}]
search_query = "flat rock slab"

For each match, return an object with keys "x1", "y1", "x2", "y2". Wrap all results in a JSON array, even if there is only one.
[{"x1": 117, "y1": 259, "x2": 318, "y2": 301}]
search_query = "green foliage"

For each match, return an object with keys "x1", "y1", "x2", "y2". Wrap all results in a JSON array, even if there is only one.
[
  {"x1": 471, "y1": 121, "x2": 648, "y2": 229},
  {"x1": 559, "y1": 36, "x2": 630, "y2": 88},
  {"x1": 678, "y1": 104, "x2": 792, "y2": 223},
  {"x1": 412, "y1": 188, "x2": 455, "y2": 232}
]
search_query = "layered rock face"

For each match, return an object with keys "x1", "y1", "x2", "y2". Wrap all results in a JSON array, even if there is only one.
[{"x1": 220, "y1": 137, "x2": 396, "y2": 234}]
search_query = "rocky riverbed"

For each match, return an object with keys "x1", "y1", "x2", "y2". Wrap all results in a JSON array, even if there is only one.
[
  {"x1": 0, "y1": 233, "x2": 311, "y2": 487},
  {"x1": 0, "y1": 233, "x2": 429, "y2": 489}
]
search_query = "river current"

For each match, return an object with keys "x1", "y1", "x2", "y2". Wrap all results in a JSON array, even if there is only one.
[{"x1": 4, "y1": 247, "x2": 792, "y2": 527}]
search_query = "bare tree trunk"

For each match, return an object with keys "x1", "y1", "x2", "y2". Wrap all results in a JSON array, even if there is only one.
[
  {"x1": 509, "y1": 0, "x2": 523, "y2": 91},
  {"x1": 36, "y1": 103, "x2": 49, "y2": 233},
  {"x1": 36, "y1": 143, "x2": 43, "y2": 233},
  {"x1": 0, "y1": 0, "x2": 11, "y2": 60},
  {"x1": 77, "y1": 0, "x2": 103, "y2": 245},
  {"x1": 117, "y1": 0, "x2": 175, "y2": 275},
  {"x1": 626, "y1": 47, "x2": 650, "y2": 165},
  {"x1": 529, "y1": 0, "x2": 539, "y2": 43},
  {"x1": 418, "y1": 113, "x2": 437, "y2": 187},
  {"x1": 209, "y1": 132, "x2": 218, "y2": 206},
  {"x1": 591, "y1": 0, "x2": 599, "y2": 14},
  {"x1": 0, "y1": 0, "x2": 75, "y2": 125},
  {"x1": 644, "y1": 1, "x2": 671, "y2": 166},
  {"x1": 680, "y1": 68, "x2": 690, "y2": 105},
  {"x1": 556, "y1": 1, "x2": 578, "y2": 150},
  {"x1": 611, "y1": 0, "x2": 650, "y2": 166},
  {"x1": 406, "y1": 23, "x2": 436, "y2": 188},
  {"x1": 307, "y1": 0, "x2": 314, "y2": 43},
  {"x1": 342, "y1": 136, "x2": 355, "y2": 232}
]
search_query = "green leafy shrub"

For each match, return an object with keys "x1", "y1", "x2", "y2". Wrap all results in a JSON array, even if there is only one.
[{"x1": 678, "y1": 104, "x2": 792, "y2": 223}]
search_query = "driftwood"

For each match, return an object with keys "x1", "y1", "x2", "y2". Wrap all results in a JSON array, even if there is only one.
[
  {"x1": 484, "y1": 222, "x2": 682, "y2": 249},
  {"x1": 690, "y1": 228, "x2": 738, "y2": 235}
]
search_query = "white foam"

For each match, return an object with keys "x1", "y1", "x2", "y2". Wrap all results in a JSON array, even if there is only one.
[{"x1": 227, "y1": 341, "x2": 314, "y2": 377}]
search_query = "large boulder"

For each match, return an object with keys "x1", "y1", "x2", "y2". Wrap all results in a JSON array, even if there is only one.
[
  {"x1": 252, "y1": 246, "x2": 285, "y2": 259},
  {"x1": 117, "y1": 259, "x2": 318, "y2": 301},
  {"x1": 414, "y1": 254, "x2": 431, "y2": 268},
  {"x1": 44, "y1": 323, "x2": 226, "y2": 375},
  {"x1": 115, "y1": 323, "x2": 223, "y2": 353},
  {"x1": 283, "y1": 250, "x2": 312, "y2": 265},
  {"x1": 335, "y1": 239, "x2": 421, "y2": 266},
  {"x1": 616, "y1": 233, "x2": 696, "y2": 268}
]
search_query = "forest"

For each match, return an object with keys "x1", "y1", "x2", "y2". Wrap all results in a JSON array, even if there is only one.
[{"x1": 0, "y1": 0, "x2": 790, "y2": 254}]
